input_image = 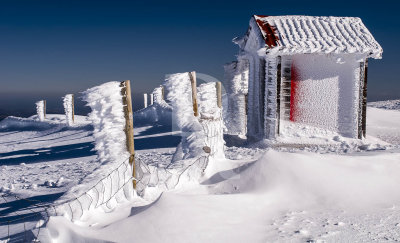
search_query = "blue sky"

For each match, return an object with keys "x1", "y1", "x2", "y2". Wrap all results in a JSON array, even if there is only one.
[{"x1": 0, "y1": 0, "x2": 398, "y2": 114}]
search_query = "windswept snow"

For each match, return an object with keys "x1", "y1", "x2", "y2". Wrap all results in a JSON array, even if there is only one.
[
  {"x1": 43, "y1": 149, "x2": 400, "y2": 243},
  {"x1": 1, "y1": 100, "x2": 400, "y2": 243}
]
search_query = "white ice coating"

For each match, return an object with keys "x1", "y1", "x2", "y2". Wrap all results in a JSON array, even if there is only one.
[
  {"x1": 83, "y1": 82, "x2": 130, "y2": 164},
  {"x1": 164, "y1": 73, "x2": 205, "y2": 159},
  {"x1": 63, "y1": 94, "x2": 74, "y2": 126},
  {"x1": 198, "y1": 82, "x2": 225, "y2": 158},
  {"x1": 35, "y1": 100, "x2": 45, "y2": 121}
]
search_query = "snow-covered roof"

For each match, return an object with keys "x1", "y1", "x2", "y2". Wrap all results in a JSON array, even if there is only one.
[{"x1": 247, "y1": 15, "x2": 383, "y2": 58}]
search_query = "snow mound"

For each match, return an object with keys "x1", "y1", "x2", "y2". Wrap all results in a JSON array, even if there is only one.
[
  {"x1": 216, "y1": 150, "x2": 400, "y2": 208},
  {"x1": 134, "y1": 102, "x2": 172, "y2": 126},
  {"x1": 0, "y1": 116, "x2": 57, "y2": 130},
  {"x1": 368, "y1": 99, "x2": 400, "y2": 111}
]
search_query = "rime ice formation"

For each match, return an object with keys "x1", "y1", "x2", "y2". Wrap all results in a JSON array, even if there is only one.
[
  {"x1": 83, "y1": 81, "x2": 130, "y2": 164},
  {"x1": 164, "y1": 72, "x2": 205, "y2": 160},
  {"x1": 63, "y1": 94, "x2": 74, "y2": 126}
]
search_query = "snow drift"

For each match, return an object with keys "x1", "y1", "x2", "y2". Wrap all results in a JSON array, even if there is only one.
[{"x1": 217, "y1": 149, "x2": 400, "y2": 208}]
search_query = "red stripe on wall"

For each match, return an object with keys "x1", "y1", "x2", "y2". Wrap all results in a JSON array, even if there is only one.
[{"x1": 290, "y1": 62, "x2": 298, "y2": 122}]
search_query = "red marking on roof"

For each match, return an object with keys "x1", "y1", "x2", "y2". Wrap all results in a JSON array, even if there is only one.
[
  {"x1": 290, "y1": 62, "x2": 299, "y2": 122},
  {"x1": 254, "y1": 14, "x2": 269, "y2": 18},
  {"x1": 254, "y1": 16, "x2": 279, "y2": 48}
]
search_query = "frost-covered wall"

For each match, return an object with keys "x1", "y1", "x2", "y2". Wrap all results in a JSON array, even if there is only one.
[
  {"x1": 198, "y1": 82, "x2": 225, "y2": 158},
  {"x1": 287, "y1": 54, "x2": 361, "y2": 138},
  {"x1": 83, "y1": 82, "x2": 130, "y2": 164},
  {"x1": 63, "y1": 94, "x2": 74, "y2": 126},
  {"x1": 36, "y1": 100, "x2": 45, "y2": 121}
]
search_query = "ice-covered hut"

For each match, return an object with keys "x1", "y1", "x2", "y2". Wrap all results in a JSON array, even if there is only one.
[{"x1": 224, "y1": 15, "x2": 383, "y2": 140}]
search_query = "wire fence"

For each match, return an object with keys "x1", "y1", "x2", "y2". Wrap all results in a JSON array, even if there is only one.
[
  {"x1": 0, "y1": 116, "x2": 222, "y2": 242},
  {"x1": 0, "y1": 155, "x2": 133, "y2": 242}
]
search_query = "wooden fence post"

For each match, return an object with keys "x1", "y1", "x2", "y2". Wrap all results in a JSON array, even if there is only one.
[
  {"x1": 43, "y1": 100, "x2": 46, "y2": 119},
  {"x1": 189, "y1": 71, "x2": 198, "y2": 117},
  {"x1": 120, "y1": 80, "x2": 136, "y2": 189},
  {"x1": 216, "y1": 82, "x2": 222, "y2": 108},
  {"x1": 362, "y1": 59, "x2": 368, "y2": 138},
  {"x1": 71, "y1": 94, "x2": 75, "y2": 123}
]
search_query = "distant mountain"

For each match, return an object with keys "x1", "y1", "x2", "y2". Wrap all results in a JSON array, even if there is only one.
[{"x1": 368, "y1": 99, "x2": 400, "y2": 111}]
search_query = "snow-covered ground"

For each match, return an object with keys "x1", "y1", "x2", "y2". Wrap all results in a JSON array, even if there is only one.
[{"x1": 0, "y1": 100, "x2": 399, "y2": 242}]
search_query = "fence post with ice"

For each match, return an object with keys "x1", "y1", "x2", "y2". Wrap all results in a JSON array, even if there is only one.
[
  {"x1": 63, "y1": 94, "x2": 74, "y2": 126},
  {"x1": 165, "y1": 71, "x2": 225, "y2": 160},
  {"x1": 143, "y1": 93, "x2": 148, "y2": 108},
  {"x1": 198, "y1": 82, "x2": 225, "y2": 159},
  {"x1": 35, "y1": 100, "x2": 46, "y2": 121},
  {"x1": 120, "y1": 80, "x2": 136, "y2": 189},
  {"x1": 152, "y1": 86, "x2": 165, "y2": 104},
  {"x1": 189, "y1": 71, "x2": 199, "y2": 117},
  {"x1": 150, "y1": 93, "x2": 154, "y2": 106}
]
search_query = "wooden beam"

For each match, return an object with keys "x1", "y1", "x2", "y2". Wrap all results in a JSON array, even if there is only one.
[
  {"x1": 71, "y1": 94, "x2": 75, "y2": 123},
  {"x1": 276, "y1": 56, "x2": 282, "y2": 135},
  {"x1": 362, "y1": 59, "x2": 368, "y2": 138},
  {"x1": 120, "y1": 80, "x2": 136, "y2": 189},
  {"x1": 43, "y1": 100, "x2": 46, "y2": 119},
  {"x1": 216, "y1": 82, "x2": 222, "y2": 108},
  {"x1": 358, "y1": 62, "x2": 365, "y2": 139},
  {"x1": 189, "y1": 71, "x2": 199, "y2": 117}
]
